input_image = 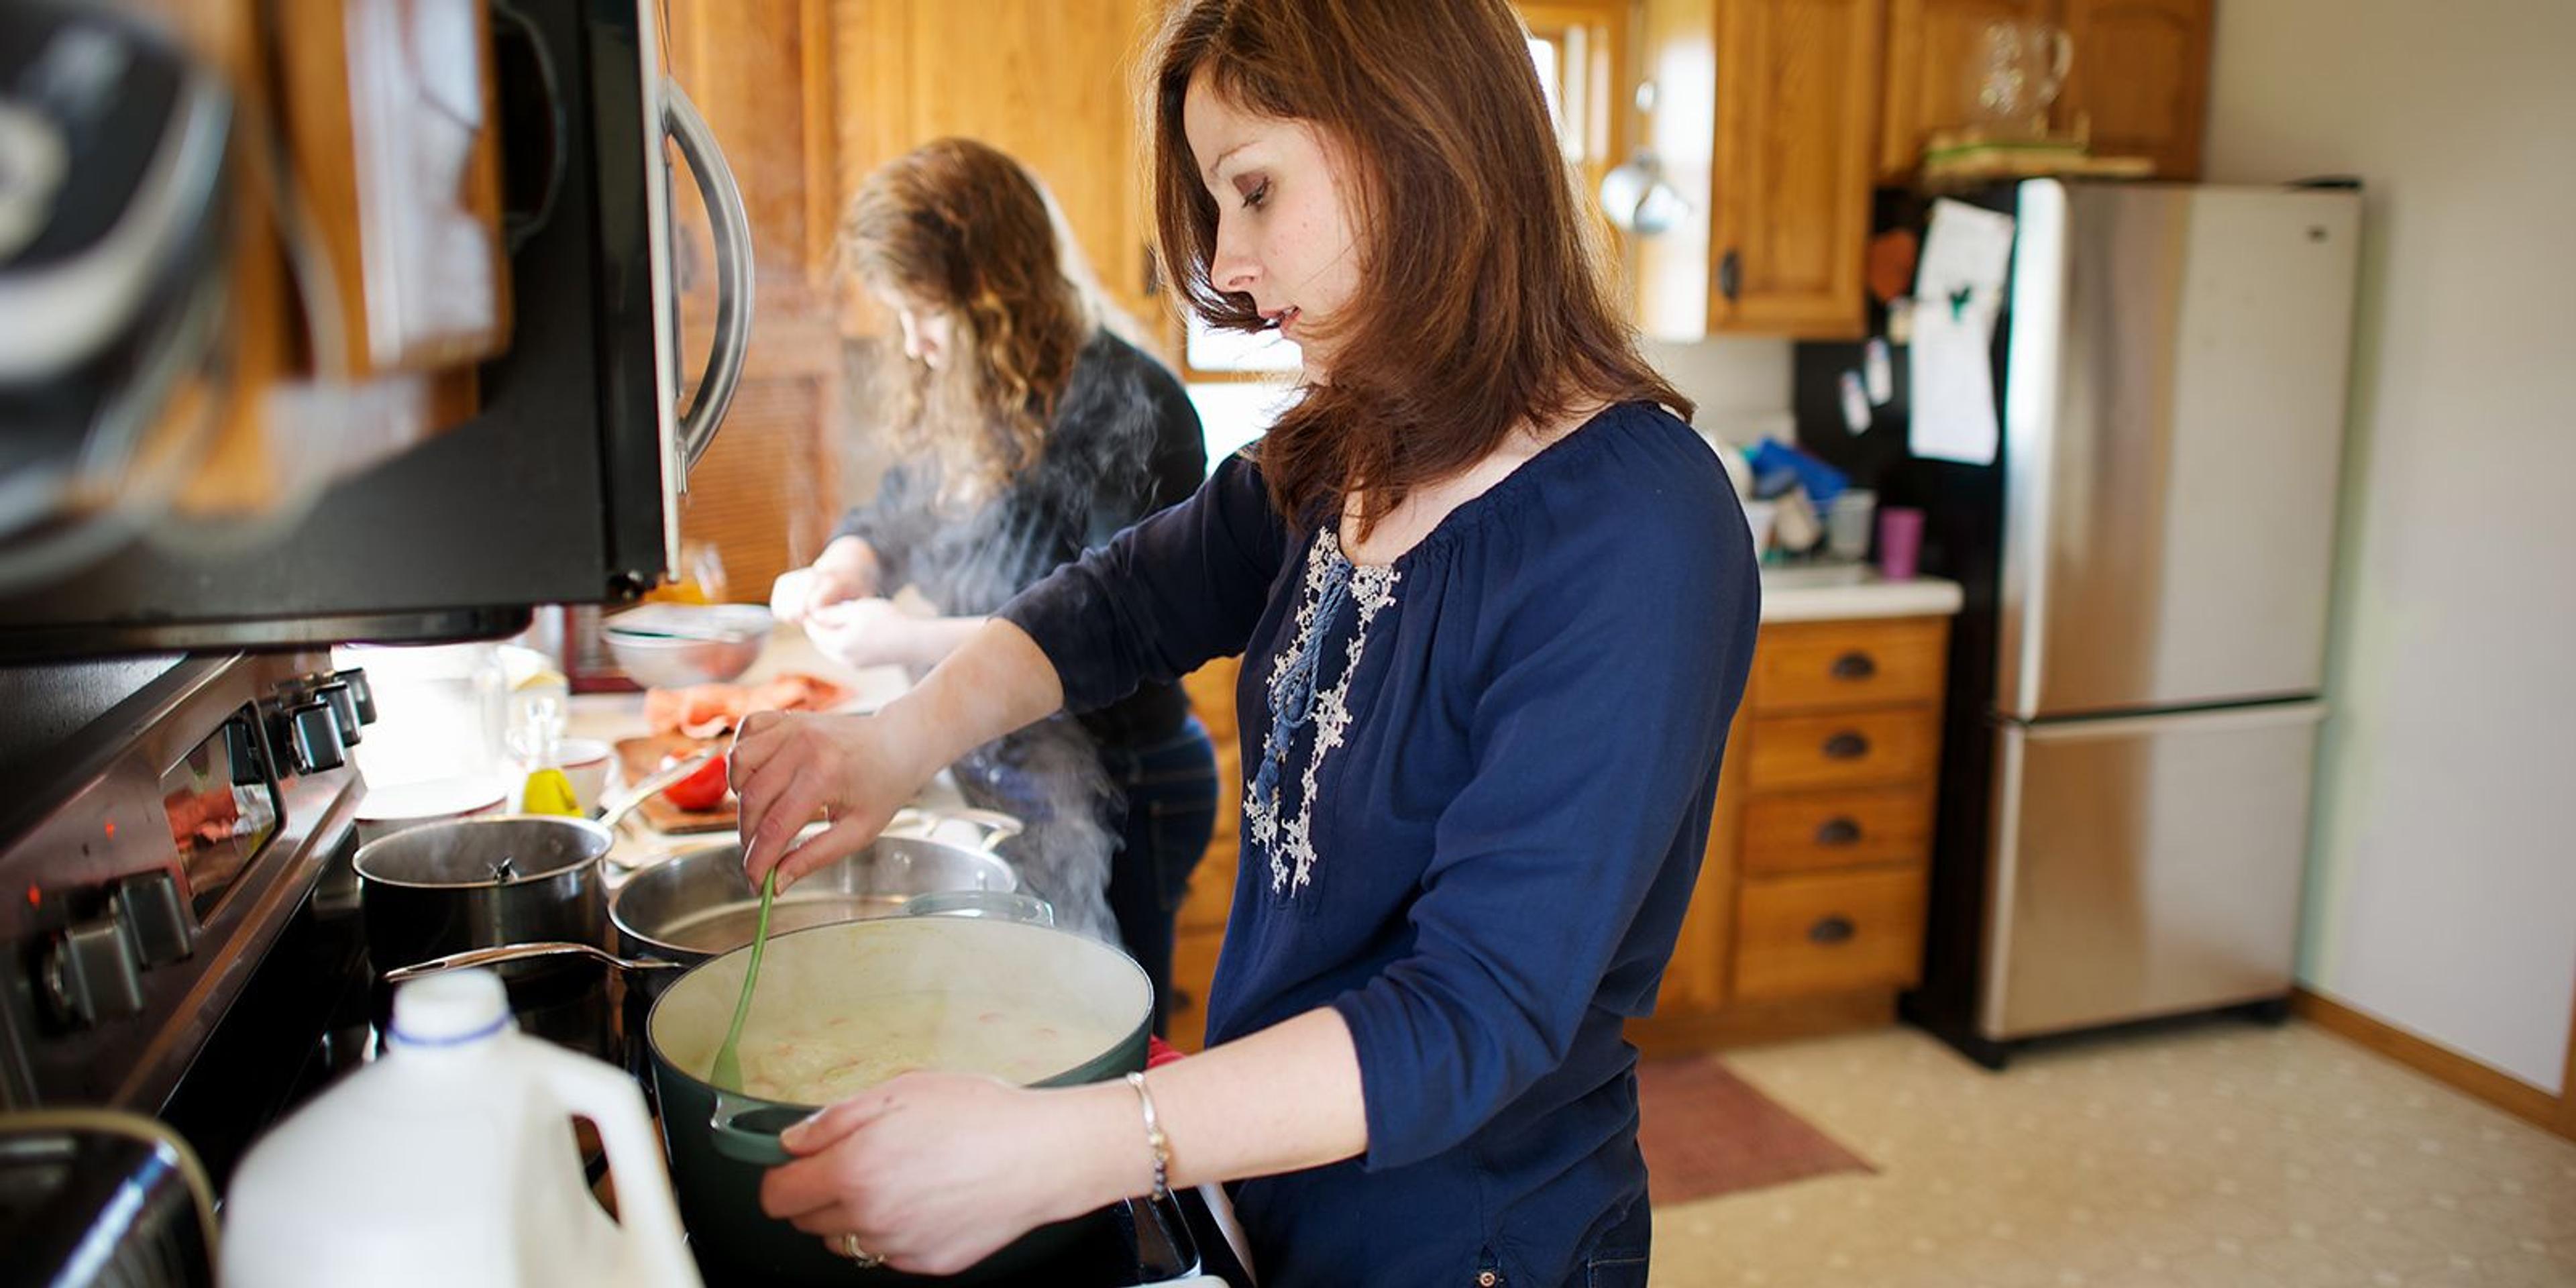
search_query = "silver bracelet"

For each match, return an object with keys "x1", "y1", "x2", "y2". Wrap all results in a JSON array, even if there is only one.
[{"x1": 1124, "y1": 1070, "x2": 1171, "y2": 1201}]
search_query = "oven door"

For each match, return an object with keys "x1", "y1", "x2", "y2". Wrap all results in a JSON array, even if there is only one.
[{"x1": 0, "y1": 0, "x2": 752, "y2": 661}]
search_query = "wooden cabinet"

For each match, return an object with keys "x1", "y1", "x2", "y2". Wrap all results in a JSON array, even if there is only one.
[
  {"x1": 1710, "y1": 0, "x2": 1884, "y2": 338},
  {"x1": 651, "y1": 0, "x2": 1171, "y2": 594},
  {"x1": 2055, "y1": 0, "x2": 2212, "y2": 178},
  {"x1": 1881, "y1": 0, "x2": 2212, "y2": 178},
  {"x1": 1880, "y1": 0, "x2": 2055, "y2": 178},
  {"x1": 1635, "y1": 0, "x2": 2212, "y2": 339},
  {"x1": 1636, "y1": 0, "x2": 1882, "y2": 341},
  {"x1": 1170, "y1": 656, "x2": 1243, "y2": 1051},
  {"x1": 1169, "y1": 616, "x2": 1953, "y2": 1056},
  {"x1": 833, "y1": 0, "x2": 1165, "y2": 346},
  {"x1": 662, "y1": 0, "x2": 848, "y2": 596},
  {"x1": 1633, "y1": 613, "x2": 1952, "y2": 1051}
]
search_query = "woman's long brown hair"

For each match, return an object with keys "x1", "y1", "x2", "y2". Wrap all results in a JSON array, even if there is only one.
[
  {"x1": 1146, "y1": 0, "x2": 1690, "y2": 535},
  {"x1": 842, "y1": 138, "x2": 1095, "y2": 500}
]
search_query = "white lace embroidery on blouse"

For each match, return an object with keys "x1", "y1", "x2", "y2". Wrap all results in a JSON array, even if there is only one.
[{"x1": 1242, "y1": 527, "x2": 1400, "y2": 897}]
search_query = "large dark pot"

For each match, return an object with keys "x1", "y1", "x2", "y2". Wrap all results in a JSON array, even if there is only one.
[
  {"x1": 645, "y1": 910, "x2": 1152, "y2": 1285},
  {"x1": 354, "y1": 816, "x2": 612, "y2": 981}
]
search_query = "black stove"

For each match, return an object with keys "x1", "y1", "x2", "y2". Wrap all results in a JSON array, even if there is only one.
[
  {"x1": 0, "y1": 652, "x2": 1250, "y2": 1287},
  {"x1": 0, "y1": 652, "x2": 375, "y2": 1185}
]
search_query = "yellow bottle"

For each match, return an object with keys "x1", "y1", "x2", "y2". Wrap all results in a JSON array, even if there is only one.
[{"x1": 520, "y1": 767, "x2": 582, "y2": 817}]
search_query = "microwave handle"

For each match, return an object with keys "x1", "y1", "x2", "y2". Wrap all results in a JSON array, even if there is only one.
[{"x1": 663, "y1": 82, "x2": 753, "y2": 478}]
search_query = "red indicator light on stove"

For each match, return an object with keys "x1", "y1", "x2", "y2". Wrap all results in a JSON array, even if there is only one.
[
  {"x1": 23, "y1": 885, "x2": 37, "y2": 910},
  {"x1": 104, "y1": 820, "x2": 117, "y2": 839}
]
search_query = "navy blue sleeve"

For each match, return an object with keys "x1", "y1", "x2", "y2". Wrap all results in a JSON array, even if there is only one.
[
  {"x1": 997, "y1": 451, "x2": 1291, "y2": 712},
  {"x1": 1328, "y1": 472, "x2": 1760, "y2": 1170}
]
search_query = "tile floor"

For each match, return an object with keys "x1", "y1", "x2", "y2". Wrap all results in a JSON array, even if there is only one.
[{"x1": 1649, "y1": 1020, "x2": 2576, "y2": 1287}]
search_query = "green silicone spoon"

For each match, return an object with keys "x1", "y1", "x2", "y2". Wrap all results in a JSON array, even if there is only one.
[{"x1": 708, "y1": 867, "x2": 778, "y2": 1091}]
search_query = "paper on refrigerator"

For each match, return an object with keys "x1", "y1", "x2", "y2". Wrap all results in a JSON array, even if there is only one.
[{"x1": 1907, "y1": 199, "x2": 2016, "y2": 465}]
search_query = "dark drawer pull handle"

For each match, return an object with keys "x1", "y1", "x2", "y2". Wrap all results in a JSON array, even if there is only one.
[
  {"x1": 1808, "y1": 916, "x2": 1856, "y2": 945},
  {"x1": 1830, "y1": 651, "x2": 1878, "y2": 681},
  {"x1": 1814, "y1": 816, "x2": 1863, "y2": 847},
  {"x1": 1823, "y1": 731, "x2": 1871, "y2": 760}
]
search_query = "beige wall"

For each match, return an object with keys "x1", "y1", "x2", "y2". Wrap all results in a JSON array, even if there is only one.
[{"x1": 2202, "y1": 0, "x2": 2576, "y2": 1092}]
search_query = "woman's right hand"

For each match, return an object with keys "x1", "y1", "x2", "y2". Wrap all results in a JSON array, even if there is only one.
[
  {"x1": 769, "y1": 537, "x2": 881, "y2": 625},
  {"x1": 729, "y1": 708, "x2": 936, "y2": 888}
]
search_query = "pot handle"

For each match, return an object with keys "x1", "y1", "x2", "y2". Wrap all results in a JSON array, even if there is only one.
[
  {"x1": 382, "y1": 941, "x2": 686, "y2": 983},
  {"x1": 888, "y1": 805, "x2": 1024, "y2": 853},
  {"x1": 900, "y1": 889, "x2": 1055, "y2": 926},
  {"x1": 708, "y1": 1090, "x2": 801, "y2": 1167}
]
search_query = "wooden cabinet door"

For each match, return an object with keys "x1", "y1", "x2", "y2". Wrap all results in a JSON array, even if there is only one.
[
  {"x1": 663, "y1": 0, "x2": 847, "y2": 592},
  {"x1": 1879, "y1": 0, "x2": 2053, "y2": 177},
  {"x1": 2055, "y1": 0, "x2": 2212, "y2": 178},
  {"x1": 834, "y1": 0, "x2": 1165, "y2": 346},
  {"x1": 1710, "y1": 0, "x2": 1882, "y2": 339}
]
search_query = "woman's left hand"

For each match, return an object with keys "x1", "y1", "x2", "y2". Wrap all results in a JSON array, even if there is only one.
[
  {"x1": 759, "y1": 1072, "x2": 1120, "y2": 1275},
  {"x1": 802, "y1": 597, "x2": 920, "y2": 669}
]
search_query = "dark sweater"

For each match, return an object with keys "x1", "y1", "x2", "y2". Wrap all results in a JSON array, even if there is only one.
[
  {"x1": 1001, "y1": 402, "x2": 1760, "y2": 1285},
  {"x1": 836, "y1": 330, "x2": 1205, "y2": 745}
]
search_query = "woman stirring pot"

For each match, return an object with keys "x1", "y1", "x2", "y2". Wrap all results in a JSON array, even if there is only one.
[{"x1": 733, "y1": 3, "x2": 1760, "y2": 1283}]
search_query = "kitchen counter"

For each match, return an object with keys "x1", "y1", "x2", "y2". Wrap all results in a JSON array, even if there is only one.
[
  {"x1": 562, "y1": 628, "x2": 959, "y2": 868},
  {"x1": 563, "y1": 626, "x2": 908, "y2": 747},
  {"x1": 1758, "y1": 568, "x2": 1963, "y2": 623}
]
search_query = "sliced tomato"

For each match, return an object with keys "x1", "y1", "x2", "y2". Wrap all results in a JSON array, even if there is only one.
[{"x1": 659, "y1": 753, "x2": 730, "y2": 812}]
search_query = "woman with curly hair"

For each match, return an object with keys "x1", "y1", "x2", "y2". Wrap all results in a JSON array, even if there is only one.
[{"x1": 768, "y1": 136, "x2": 1216, "y2": 1035}]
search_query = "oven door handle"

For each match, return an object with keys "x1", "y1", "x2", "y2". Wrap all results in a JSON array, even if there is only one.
[{"x1": 663, "y1": 81, "x2": 753, "y2": 480}]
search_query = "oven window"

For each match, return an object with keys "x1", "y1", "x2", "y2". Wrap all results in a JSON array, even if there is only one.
[{"x1": 161, "y1": 708, "x2": 281, "y2": 919}]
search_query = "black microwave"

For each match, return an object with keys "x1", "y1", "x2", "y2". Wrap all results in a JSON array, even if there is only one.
[{"x1": 0, "y1": 0, "x2": 750, "y2": 663}]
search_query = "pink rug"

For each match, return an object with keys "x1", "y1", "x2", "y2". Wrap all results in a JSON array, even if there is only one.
[{"x1": 1637, "y1": 1055, "x2": 1876, "y2": 1205}]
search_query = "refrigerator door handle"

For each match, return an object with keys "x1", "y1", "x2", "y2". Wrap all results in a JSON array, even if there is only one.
[{"x1": 2019, "y1": 701, "x2": 2327, "y2": 743}]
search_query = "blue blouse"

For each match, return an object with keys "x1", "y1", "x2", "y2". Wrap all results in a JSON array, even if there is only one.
[{"x1": 1000, "y1": 402, "x2": 1759, "y2": 1285}]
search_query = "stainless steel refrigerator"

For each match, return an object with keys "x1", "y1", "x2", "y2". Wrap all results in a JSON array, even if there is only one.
[{"x1": 1894, "y1": 178, "x2": 2365, "y2": 1068}]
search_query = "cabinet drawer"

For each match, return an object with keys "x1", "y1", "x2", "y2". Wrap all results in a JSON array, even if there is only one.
[
  {"x1": 1753, "y1": 617, "x2": 1948, "y2": 712},
  {"x1": 1733, "y1": 868, "x2": 1927, "y2": 1000},
  {"x1": 1746, "y1": 707, "x2": 1940, "y2": 790},
  {"x1": 1742, "y1": 784, "x2": 1935, "y2": 875}
]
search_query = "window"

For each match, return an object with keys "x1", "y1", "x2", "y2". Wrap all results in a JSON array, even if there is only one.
[{"x1": 1519, "y1": 1, "x2": 1630, "y2": 218}]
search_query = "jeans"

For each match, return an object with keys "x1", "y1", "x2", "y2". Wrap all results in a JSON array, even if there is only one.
[
  {"x1": 1568, "y1": 1195, "x2": 1652, "y2": 1288},
  {"x1": 1095, "y1": 716, "x2": 1220, "y2": 1036}
]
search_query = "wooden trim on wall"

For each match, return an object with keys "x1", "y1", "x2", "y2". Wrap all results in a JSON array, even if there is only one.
[
  {"x1": 2561, "y1": 969, "x2": 2576, "y2": 1138},
  {"x1": 2292, "y1": 988, "x2": 2572, "y2": 1142}
]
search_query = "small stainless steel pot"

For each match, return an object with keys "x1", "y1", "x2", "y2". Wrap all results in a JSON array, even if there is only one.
[
  {"x1": 354, "y1": 816, "x2": 613, "y2": 981},
  {"x1": 611, "y1": 822, "x2": 1021, "y2": 961}
]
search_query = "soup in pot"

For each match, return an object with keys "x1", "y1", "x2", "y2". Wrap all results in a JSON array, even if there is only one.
[{"x1": 737, "y1": 989, "x2": 1121, "y2": 1104}]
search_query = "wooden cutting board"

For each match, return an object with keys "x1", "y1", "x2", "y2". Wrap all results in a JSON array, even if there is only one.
[{"x1": 614, "y1": 733, "x2": 736, "y2": 835}]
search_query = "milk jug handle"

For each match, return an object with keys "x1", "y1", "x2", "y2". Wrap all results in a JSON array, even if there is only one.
[{"x1": 533, "y1": 1044, "x2": 704, "y2": 1288}]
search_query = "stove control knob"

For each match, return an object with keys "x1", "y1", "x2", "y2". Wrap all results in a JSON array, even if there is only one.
[
  {"x1": 113, "y1": 869, "x2": 196, "y2": 967},
  {"x1": 282, "y1": 700, "x2": 345, "y2": 774},
  {"x1": 313, "y1": 680, "x2": 363, "y2": 747},
  {"x1": 332, "y1": 667, "x2": 377, "y2": 724},
  {"x1": 41, "y1": 918, "x2": 144, "y2": 1028}
]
